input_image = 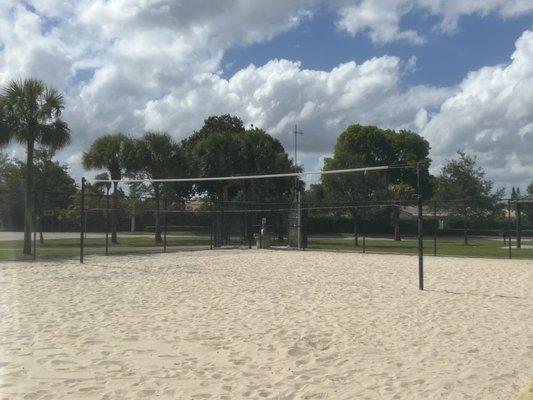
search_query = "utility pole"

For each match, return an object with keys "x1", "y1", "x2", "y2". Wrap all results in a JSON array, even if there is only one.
[
  {"x1": 293, "y1": 124, "x2": 304, "y2": 193},
  {"x1": 294, "y1": 124, "x2": 304, "y2": 168}
]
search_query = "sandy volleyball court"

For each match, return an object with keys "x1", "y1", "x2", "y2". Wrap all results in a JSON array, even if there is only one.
[{"x1": 0, "y1": 250, "x2": 531, "y2": 399}]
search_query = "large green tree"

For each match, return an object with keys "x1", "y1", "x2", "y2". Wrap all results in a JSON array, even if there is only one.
[
  {"x1": 0, "y1": 154, "x2": 25, "y2": 231},
  {"x1": 0, "y1": 151, "x2": 77, "y2": 236},
  {"x1": 0, "y1": 79, "x2": 70, "y2": 254},
  {"x1": 129, "y1": 132, "x2": 189, "y2": 243},
  {"x1": 322, "y1": 125, "x2": 430, "y2": 241},
  {"x1": 432, "y1": 151, "x2": 504, "y2": 244},
  {"x1": 32, "y1": 149, "x2": 77, "y2": 243},
  {"x1": 82, "y1": 133, "x2": 132, "y2": 243},
  {"x1": 188, "y1": 115, "x2": 298, "y2": 202},
  {"x1": 182, "y1": 114, "x2": 245, "y2": 152},
  {"x1": 238, "y1": 128, "x2": 298, "y2": 202},
  {"x1": 192, "y1": 129, "x2": 243, "y2": 201}
]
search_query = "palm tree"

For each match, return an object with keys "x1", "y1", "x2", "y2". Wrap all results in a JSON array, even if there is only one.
[
  {"x1": 0, "y1": 79, "x2": 70, "y2": 255},
  {"x1": 131, "y1": 132, "x2": 185, "y2": 243},
  {"x1": 82, "y1": 133, "x2": 131, "y2": 244}
]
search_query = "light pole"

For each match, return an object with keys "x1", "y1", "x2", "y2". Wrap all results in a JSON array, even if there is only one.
[
  {"x1": 293, "y1": 124, "x2": 304, "y2": 192},
  {"x1": 293, "y1": 124, "x2": 304, "y2": 169}
]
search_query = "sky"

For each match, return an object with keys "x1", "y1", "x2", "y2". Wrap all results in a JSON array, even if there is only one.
[{"x1": 1, "y1": 0, "x2": 533, "y2": 192}]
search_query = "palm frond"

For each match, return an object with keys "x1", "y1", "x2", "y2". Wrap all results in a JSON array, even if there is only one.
[
  {"x1": 40, "y1": 119, "x2": 70, "y2": 150},
  {"x1": 82, "y1": 132, "x2": 129, "y2": 180},
  {"x1": 0, "y1": 78, "x2": 69, "y2": 149}
]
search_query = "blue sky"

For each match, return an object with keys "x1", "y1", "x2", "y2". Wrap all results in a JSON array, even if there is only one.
[
  {"x1": 223, "y1": 8, "x2": 532, "y2": 88},
  {"x1": 218, "y1": 5, "x2": 533, "y2": 189}
]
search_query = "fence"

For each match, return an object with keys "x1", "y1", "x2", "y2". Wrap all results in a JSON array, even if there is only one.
[
  {"x1": 0, "y1": 189, "x2": 532, "y2": 262},
  {"x1": 304, "y1": 199, "x2": 533, "y2": 259}
]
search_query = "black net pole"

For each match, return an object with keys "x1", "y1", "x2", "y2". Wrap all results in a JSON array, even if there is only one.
[
  {"x1": 433, "y1": 201, "x2": 437, "y2": 256},
  {"x1": 33, "y1": 191, "x2": 37, "y2": 261},
  {"x1": 362, "y1": 172, "x2": 367, "y2": 254},
  {"x1": 297, "y1": 192, "x2": 301, "y2": 250},
  {"x1": 417, "y1": 163, "x2": 424, "y2": 291},
  {"x1": 463, "y1": 205, "x2": 468, "y2": 246},
  {"x1": 248, "y1": 211, "x2": 252, "y2": 249},
  {"x1": 516, "y1": 203, "x2": 522, "y2": 249},
  {"x1": 80, "y1": 177, "x2": 85, "y2": 264},
  {"x1": 163, "y1": 197, "x2": 167, "y2": 253},
  {"x1": 507, "y1": 200, "x2": 512, "y2": 259},
  {"x1": 209, "y1": 202, "x2": 213, "y2": 250},
  {"x1": 362, "y1": 206, "x2": 366, "y2": 254},
  {"x1": 105, "y1": 186, "x2": 109, "y2": 256}
]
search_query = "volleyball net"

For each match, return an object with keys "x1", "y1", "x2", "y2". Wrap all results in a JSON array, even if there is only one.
[{"x1": 78, "y1": 162, "x2": 428, "y2": 288}]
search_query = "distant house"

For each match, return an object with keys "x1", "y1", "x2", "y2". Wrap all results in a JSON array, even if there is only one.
[
  {"x1": 507, "y1": 196, "x2": 533, "y2": 219},
  {"x1": 184, "y1": 199, "x2": 206, "y2": 211},
  {"x1": 400, "y1": 206, "x2": 449, "y2": 218}
]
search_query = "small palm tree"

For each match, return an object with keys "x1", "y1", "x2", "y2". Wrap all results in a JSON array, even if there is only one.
[
  {"x1": 388, "y1": 183, "x2": 415, "y2": 241},
  {"x1": 0, "y1": 79, "x2": 70, "y2": 255},
  {"x1": 82, "y1": 133, "x2": 131, "y2": 243},
  {"x1": 131, "y1": 132, "x2": 184, "y2": 244}
]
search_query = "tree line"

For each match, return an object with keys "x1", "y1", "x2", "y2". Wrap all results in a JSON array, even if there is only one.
[{"x1": 1, "y1": 79, "x2": 531, "y2": 254}]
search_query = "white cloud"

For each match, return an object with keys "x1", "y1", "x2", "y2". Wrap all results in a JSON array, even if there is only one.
[
  {"x1": 139, "y1": 57, "x2": 450, "y2": 153},
  {"x1": 336, "y1": 0, "x2": 533, "y2": 44},
  {"x1": 336, "y1": 0, "x2": 425, "y2": 44},
  {"x1": 1, "y1": 1, "x2": 533, "y2": 190},
  {"x1": 422, "y1": 30, "x2": 533, "y2": 188}
]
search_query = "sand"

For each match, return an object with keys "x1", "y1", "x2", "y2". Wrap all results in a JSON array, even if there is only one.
[{"x1": 0, "y1": 250, "x2": 531, "y2": 399}]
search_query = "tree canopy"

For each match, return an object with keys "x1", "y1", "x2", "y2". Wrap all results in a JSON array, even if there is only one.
[
  {"x1": 0, "y1": 150, "x2": 76, "y2": 235},
  {"x1": 82, "y1": 133, "x2": 132, "y2": 243},
  {"x1": 317, "y1": 125, "x2": 431, "y2": 241},
  {"x1": 322, "y1": 124, "x2": 431, "y2": 203},
  {"x1": 128, "y1": 131, "x2": 190, "y2": 243},
  {"x1": 182, "y1": 114, "x2": 246, "y2": 151},
  {"x1": 432, "y1": 151, "x2": 504, "y2": 219},
  {"x1": 187, "y1": 116, "x2": 298, "y2": 202}
]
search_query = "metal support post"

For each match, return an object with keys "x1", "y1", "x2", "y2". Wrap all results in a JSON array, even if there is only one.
[
  {"x1": 297, "y1": 191, "x2": 302, "y2": 250},
  {"x1": 80, "y1": 177, "x2": 85, "y2": 264},
  {"x1": 417, "y1": 163, "x2": 424, "y2": 291},
  {"x1": 433, "y1": 201, "x2": 437, "y2": 256},
  {"x1": 105, "y1": 186, "x2": 109, "y2": 255},
  {"x1": 163, "y1": 197, "x2": 168, "y2": 253},
  {"x1": 516, "y1": 203, "x2": 522, "y2": 249},
  {"x1": 33, "y1": 191, "x2": 37, "y2": 261},
  {"x1": 507, "y1": 200, "x2": 512, "y2": 259}
]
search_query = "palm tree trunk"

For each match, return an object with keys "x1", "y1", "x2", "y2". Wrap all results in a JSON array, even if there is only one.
[
  {"x1": 23, "y1": 141, "x2": 34, "y2": 255},
  {"x1": 154, "y1": 184, "x2": 162, "y2": 244},
  {"x1": 112, "y1": 181, "x2": 118, "y2": 243},
  {"x1": 393, "y1": 204, "x2": 401, "y2": 241}
]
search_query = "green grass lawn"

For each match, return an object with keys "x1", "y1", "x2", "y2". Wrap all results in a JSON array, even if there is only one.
[
  {"x1": 307, "y1": 235, "x2": 533, "y2": 259},
  {"x1": 1, "y1": 232, "x2": 532, "y2": 261},
  {"x1": 0, "y1": 233, "x2": 211, "y2": 261}
]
